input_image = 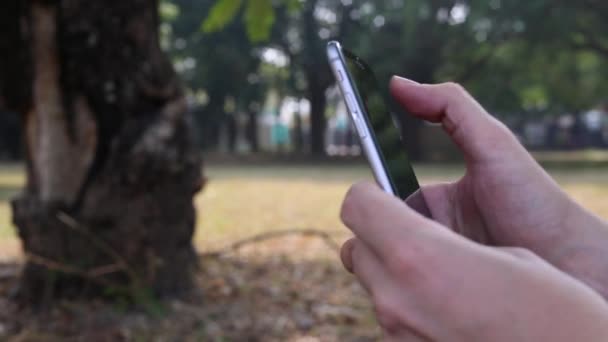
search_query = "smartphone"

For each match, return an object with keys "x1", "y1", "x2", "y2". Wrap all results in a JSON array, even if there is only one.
[{"x1": 327, "y1": 41, "x2": 431, "y2": 217}]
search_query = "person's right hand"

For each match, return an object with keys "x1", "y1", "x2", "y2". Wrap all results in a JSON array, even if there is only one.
[
  {"x1": 339, "y1": 182, "x2": 608, "y2": 341},
  {"x1": 390, "y1": 77, "x2": 608, "y2": 299}
]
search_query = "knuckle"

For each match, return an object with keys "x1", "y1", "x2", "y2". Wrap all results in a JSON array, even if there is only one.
[
  {"x1": 387, "y1": 244, "x2": 427, "y2": 278},
  {"x1": 442, "y1": 82, "x2": 466, "y2": 96},
  {"x1": 486, "y1": 118, "x2": 522, "y2": 150},
  {"x1": 508, "y1": 247, "x2": 539, "y2": 261},
  {"x1": 490, "y1": 117, "x2": 513, "y2": 136}
]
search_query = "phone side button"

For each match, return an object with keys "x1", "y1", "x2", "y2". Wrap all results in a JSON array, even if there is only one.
[
  {"x1": 337, "y1": 69, "x2": 345, "y2": 82},
  {"x1": 353, "y1": 114, "x2": 368, "y2": 139},
  {"x1": 345, "y1": 92, "x2": 357, "y2": 110}
]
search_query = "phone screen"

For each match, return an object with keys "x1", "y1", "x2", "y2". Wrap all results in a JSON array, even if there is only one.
[{"x1": 343, "y1": 50, "x2": 430, "y2": 215}]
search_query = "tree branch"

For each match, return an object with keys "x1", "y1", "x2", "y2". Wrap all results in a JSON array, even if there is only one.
[
  {"x1": 200, "y1": 228, "x2": 341, "y2": 258},
  {"x1": 24, "y1": 252, "x2": 126, "y2": 288}
]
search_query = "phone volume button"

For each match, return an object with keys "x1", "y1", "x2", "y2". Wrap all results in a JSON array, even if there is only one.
[
  {"x1": 345, "y1": 93, "x2": 357, "y2": 112},
  {"x1": 353, "y1": 113, "x2": 367, "y2": 139}
]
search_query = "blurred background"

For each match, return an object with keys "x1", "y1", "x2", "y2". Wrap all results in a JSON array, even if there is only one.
[
  {"x1": 0, "y1": 0, "x2": 607, "y2": 341},
  {"x1": 166, "y1": 0, "x2": 608, "y2": 159}
]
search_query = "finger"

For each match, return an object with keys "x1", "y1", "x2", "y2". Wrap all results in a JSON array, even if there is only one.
[
  {"x1": 350, "y1": 240, "x2": 431, "y2": 341},
  {"x1": 420, "y1": 182, "x2": 491, "y2": 243},
  {"x1": 385, "y1": 332, "x2": 428, "y2": 342},
  {"x1": 497, "y1": 247, "x2": 542, "y2": 261},
  {"x1": 340, "y1": 238, "x2": 356, "y2": 273},
  {"x1": 341, "y1": 181, "x2": 459, "y2": 263},
  {"x1": 390, "y1": 77, "x2": 523, "y2": 163},
  {"x1": 350, "y1": 238, "x2": 392, "y2": 296},
  {"x1": 403, "y1": 188, "x2": 433, "y2": 219},
  {"x1": 417, "y1": 183, "x2": 455, "y2": 228}
]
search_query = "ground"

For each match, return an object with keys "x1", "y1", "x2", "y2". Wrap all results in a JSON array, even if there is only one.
[{"x1": 2, "y1": 156, "x2": 608, "y2": 341}]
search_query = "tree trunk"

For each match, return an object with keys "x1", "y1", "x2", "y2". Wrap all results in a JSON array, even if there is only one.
[
  {"x1": 225, "y1": 114, "x2": 237, "y2": 153},
  {"x1": 301, "y1": 0, "x2": 329, "y2": 157},
  {"x1": 309, "y1": 82, "x2": 327, "y2": 156},
  {"x1": 0, "y1": 0, "x2": 203, "y2": 302},
  {"x1": 246, "y1": 111, "x2": 259, "y2": 153},
  {"x1": 293, "y1": 111, "x2": 304, "y2": 154},
  {"x1": 198, "y1": 92, "x2": 225, "y2": 150}
]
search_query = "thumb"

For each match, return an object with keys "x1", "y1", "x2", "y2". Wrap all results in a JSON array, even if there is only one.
[
  {"x1": 341, "y1": 181, "x2": 467, "y2": 265},
  {"x1": 390, "y1": 77, "x2": 524, "y2": 164}
]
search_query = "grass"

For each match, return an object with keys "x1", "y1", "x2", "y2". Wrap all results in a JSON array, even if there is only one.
[
  {"x1": 3, "y1": 161, "x2": 608, "y2": 255},
  {"x1": 0, "y1": 164, "x2": 24, "y2": 241},
  {"x1": 197, "y1": 162, "x2": 608, "y2": 253},
  {"x1": 195, "y1": 164, "x2": 465, "y2": 253}
]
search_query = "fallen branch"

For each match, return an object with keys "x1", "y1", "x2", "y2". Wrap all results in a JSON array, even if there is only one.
[
  {"x1": 56, "y1": 212, "x2": 140, "y2": 285},
  {"x1": 200, "y1": 229, "x2": 341, "y2": 258},
  {"x1": 24, "y1": 252, "x2": 125, "y2": 289},
  {"x1": 25, "y1": 252, "x2": 83, "y2": 275}
]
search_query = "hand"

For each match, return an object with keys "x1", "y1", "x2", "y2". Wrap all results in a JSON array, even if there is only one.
[
  {"x1": 340, "y1": 182, "x2": 608, "y2": 341},
  {"x1": 390, "y1": 77, "x2": 608, "y2": 298}
]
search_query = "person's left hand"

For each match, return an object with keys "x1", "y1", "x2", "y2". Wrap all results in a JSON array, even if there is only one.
[{"x1": 340, "y1": 182, "x2": 608, "y2": 341}]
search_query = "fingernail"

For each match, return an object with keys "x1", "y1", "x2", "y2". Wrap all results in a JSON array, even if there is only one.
[{"x1": 391, "y1": 76, "x2": 419, "y2": 86}]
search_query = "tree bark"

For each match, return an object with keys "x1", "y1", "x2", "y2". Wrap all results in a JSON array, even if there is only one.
[{"x1": 0, "y1": 0, "x2": 203, "y2": 302}]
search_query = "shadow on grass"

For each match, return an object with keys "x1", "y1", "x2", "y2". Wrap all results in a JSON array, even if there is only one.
[{"x1": 0, "y1": 253, "x2": 379, "y2": 341}]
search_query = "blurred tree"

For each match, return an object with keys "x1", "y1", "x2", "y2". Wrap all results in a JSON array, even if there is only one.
[
  {"x1": 284, "y1": 0, "x2": 337, "y2": 155},
  {"x1": 203, "y1": 0, "x2": 277, "y2": 44},
  {"x1": 452, "y1": 0, "x2": 608, "y2": 115},
  {"x1": 0, "y1": 0, "x2": 203, "y2": 301},
  {"x1": 340, "y1": 0, "x2": 489, "y2": 159},
  {"x1": 205, "y1": 0, "x2": 356, "y2": 156},
  {"x1": 167, "y1": 0, "x2": 267, "y2": 152},
  {"x1": 202, "y1": 0, "x2": 608, "y2": 157}
]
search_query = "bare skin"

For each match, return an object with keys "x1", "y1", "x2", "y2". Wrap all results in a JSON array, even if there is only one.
[{"x1": 340, "y1": 77, "x2": 608, "y2": 341}]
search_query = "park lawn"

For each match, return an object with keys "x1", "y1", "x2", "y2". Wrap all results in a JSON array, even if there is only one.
[
  {"x1": 0, "y1": 164, "x2": 24, "y2": 239},
  {"x1": 2, "y1": 162, "x2": 608, "y2": 255},
  {"x1": 195, "y1": 164, "x2": 465, "y2": 256},
  {"x1": 196, "y1": 164, "x2": 608, "y2": 254}
]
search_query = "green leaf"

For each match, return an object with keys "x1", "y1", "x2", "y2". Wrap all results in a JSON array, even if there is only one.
[
  {"x1": 159, "y1": 1, "x2": 180, "y2": 22},
  {"x1": 244, "y1": 0, "x2": 276, "y2": 43},
  {"x1": 202, "y1": 0, "x2": 244, "y2": 33}
]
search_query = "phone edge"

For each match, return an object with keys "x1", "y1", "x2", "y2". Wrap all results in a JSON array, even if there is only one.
[{"x1": 326, "y1": 41, "x2": 396, "y2": 196}]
